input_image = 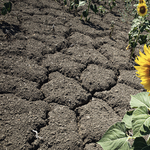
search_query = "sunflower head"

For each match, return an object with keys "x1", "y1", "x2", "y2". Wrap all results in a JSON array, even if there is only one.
[
  {"x1": 137, "y1": 3, "x2": 148, "y2": 16},
  {"x1": 139, "y1": 0, "x2": 146, "y2": 3},
  {"x1": 134, "y1": 44, "x2": 150, "y2": 95}
]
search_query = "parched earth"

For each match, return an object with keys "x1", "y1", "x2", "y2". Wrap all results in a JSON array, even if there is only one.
[{"x1": 0, "y1": 0, "x2": 147, "y2": 150}]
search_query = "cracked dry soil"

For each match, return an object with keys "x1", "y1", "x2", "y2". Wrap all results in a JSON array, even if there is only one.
[{"x1": 0, "y1": 0, "x2": 147, "y2": 150}]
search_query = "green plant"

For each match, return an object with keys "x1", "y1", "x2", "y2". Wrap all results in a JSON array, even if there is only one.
[
  {"x1": 124, "y1": 0, "x2": 150, "y2": 58},
  {"x1": 81, "y1": 0, "x2": 92, "y2": 21},
  {"x1": 109, "y1": 21, "x2": 115, "y2": 38},
  {"x1": 98, "y1": 5, "x2": 107, "y2": 16},
  {"x1": 1, "y1": 1, "x2": 12, "y2": 15},
  {"x1": 98, "y1": 92, "x2": 150, "y2": 150},
  {"x1": 62, "y1": 0, "x2": 117, "y2": 21},
  {"x1": 119, "y1": 0, "x2": 150, "y2": 24},
  {"x1": 129, "y1": 15, "x2": 150, "y2": 58},
  {"x1": 97, "y1": 2, "x2": 150, "y2": 149},
  {"x1": 98, "y1": 30, "x2": 150, "y2": 150},
  {"x1": 81, "y1": 0, "x2": 117, "y2": 21},
  {"x1": 64, "y1": 0, "x2": 86, "y2": 14},
  {"x1": 120, "y1": 0, "x2": 137, "y2": 23},
  {"x1": 99, "y1": 0, "x2": 117, "y2": 12}
]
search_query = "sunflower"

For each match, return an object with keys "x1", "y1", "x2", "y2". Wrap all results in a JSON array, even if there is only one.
[
  {"x1": 134, "y1": 45, "x2": 150, "y2": 95},
  {"x1": 137, "y1": 3, "x2": 148, "y2": 16},
  {"x1": 139, "y1": 0, "x2": 146, "y2": 3}
]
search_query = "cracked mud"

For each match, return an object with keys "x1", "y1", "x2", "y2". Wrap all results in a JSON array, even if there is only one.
[{"x1": 0, "y1": 0, "x2": 147, "y2": 150}]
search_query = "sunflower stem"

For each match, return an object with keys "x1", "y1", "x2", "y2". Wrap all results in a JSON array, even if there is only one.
[
  {"x1": 130, "y1": 48, "x2": 135, "y2": 59},
  {"x1": 130, "y1": 17, "x2": 144, "y2": 59},
  {"x1": 86, "y1": 0, "x2": 91, "y2": 21}
]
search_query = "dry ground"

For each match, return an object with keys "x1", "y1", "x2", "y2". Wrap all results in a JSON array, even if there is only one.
[{"x1": 0, "y1": 0, "x2": 147, "y2": 149}]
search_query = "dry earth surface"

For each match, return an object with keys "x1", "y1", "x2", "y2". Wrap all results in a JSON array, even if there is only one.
[{"x1": 0, "y1": 0, "x2": 147, "y2": 150}]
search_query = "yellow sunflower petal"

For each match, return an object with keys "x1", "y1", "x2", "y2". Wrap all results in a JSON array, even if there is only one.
[
  {"x1": 144, "y1": 44, "x2": 150, "y2": 57},
  {"x1": 139, "y1": 50, "x2": 147, "y2": 59},
  {"x1": 134, "y1": 45, "x2": 150, "y2": 95},
  {"x1": 141, "y1": 77, "x2": 150, "y2": 84},
  {"x1": 135, "y1": 55, "x2": 150, "y2": 66},
  {"x1": 135, "y1": 57, "x2": 150, "y2": 66}
]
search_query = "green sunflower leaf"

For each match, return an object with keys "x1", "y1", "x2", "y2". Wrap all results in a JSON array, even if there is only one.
[
  {"x1": 132, "y1": 106, "x2": 150, "y2": 138},
  {"x1": 122, "y1": 110, "x2": 134, "y2": 129},
  {"x1": 83, "y1": 9, "x2": 88, "y2": 18},
  {"x1": 138, "y1": 35, "x2": 147, "y2": 45},
  {"x1": 97, "y1": 122, "x2": 131, "y2": 150},
  {"x1": 131, "y1": 18, "x2": 140, "y2": 30},
  {"x1": 132, "y1": 137, "x2": 148, "y2": 150},
  {"x1": 129, "y1": 41, "x2": 137, "y2": 48},
  {"x1": 4, "y1": 2, "x2": 12, "y2": 13},
  {"x1": 78, "y1": 1, "x2": 86, "y2": 7},
  {"x1": 90, "y1": 4, "x2": 98, "y2": 14},
  {"x1": 142, "y1": 146, "x2": 150, "y2": 150},
  {"x1": 1, "y1": 7, "x2": 7, "y2": 15},
  {"x1": 74, "y1": 0, "x2": 79, "y2": 5},
  {"x1": 140, "y1": 24, "x2": 147, "y2": 33},
  {"x1": 145, "y1": 20, "x2": 150, "y2": 32},
  {"x1": 64, "y1": 0, "x2": 67, "y2": 5},
  {"x1": 130, "y1": 92, "x2": 150, "y2": 109},
  {"x1": 131, "y1": 29, "x2": 138, "y2": 37}
]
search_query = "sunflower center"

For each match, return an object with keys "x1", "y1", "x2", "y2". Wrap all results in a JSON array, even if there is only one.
[
  {"x1": 139, "y1": 0, "x2": 144, "y2": 3},
  {"x1": 140, "y1": 6, "x2": 146, "y2": 14}
]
